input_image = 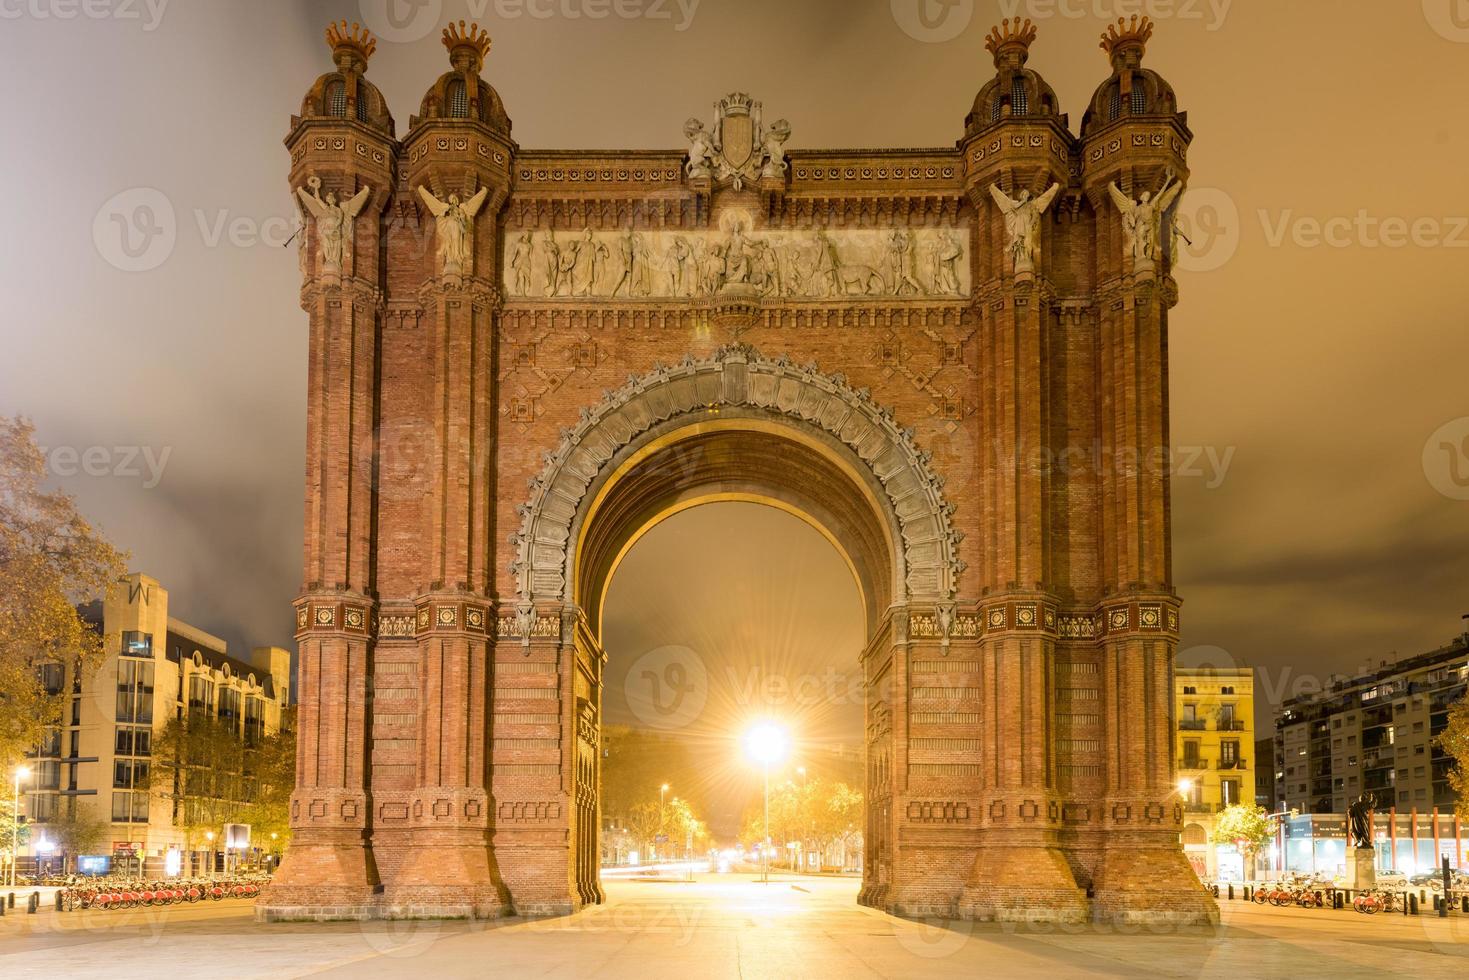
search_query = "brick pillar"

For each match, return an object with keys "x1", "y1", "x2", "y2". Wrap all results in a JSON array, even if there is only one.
[
  {"x1": 264, "y1": 200, "x2": 388, "y2": 919},
  {"x1": 387, "y1": 235, "x2": 506, "y2": 918},
  {"x1": 1083, "y1": 155, "x2": 1217, "y2": 924},
  {"x1": 957, "y1": 127, "x2": 1087, "y2": 922}
]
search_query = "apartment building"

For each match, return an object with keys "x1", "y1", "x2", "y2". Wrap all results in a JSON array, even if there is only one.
[
  {"x1": 21, "y1": 573, "x2": 290, "y2": 876},
  {"x1": 1176, "y1": 666, "x2": 1255, "y2": 879},
  {"x1": 1273, "y1": 625, "x2": 1469, "y2": 817}
]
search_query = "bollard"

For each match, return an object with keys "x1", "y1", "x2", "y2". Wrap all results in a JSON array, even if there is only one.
[
  {"x1": 1334, "y1": 891, "x2": 1344, "y2": 910},
  {"x1": 1212, "y1": 885, "x2": 1220, "y2": 898},
  {"x1": 1462, "y1": 896, "x2": 1468, "y2": 914},
  {"x1": 26, "y1": 892, "x2": 38, "y2": 914},
  {"x1": 54, "y1": 891, "x2": 63, "y2": 911},
  {"x1": 6, "y1": 892, "x2": 12, "y2": 909},
  {"x1": 1244, "y1": 885, "x2": 1251, "y2": 902},
  {"x1": 1228, "y1": 884, "x2": 1234, "y2": 901},
  {"x1": 1410, "y1": 894, "x2": 1419, "y2": 915}
]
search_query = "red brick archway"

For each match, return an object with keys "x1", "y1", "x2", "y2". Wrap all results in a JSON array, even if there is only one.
[{"x1": 261, "y1": 18, "x2": 1217, "y2": 925}]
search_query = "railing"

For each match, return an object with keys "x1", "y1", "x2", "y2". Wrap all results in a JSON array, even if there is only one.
[
  {"x1": 1180, "y1": 758, "x2": 1208, "y2": 771},
  {"x1": 1184, "y1": 802, "x2": 1215, "y2": 814},
  {"x1": 1179, "y1": 719, "x2": 1207, "y2": 731},
  {"x1": 1218, "y1": 759, "x2": 1248, "y2": 770}
]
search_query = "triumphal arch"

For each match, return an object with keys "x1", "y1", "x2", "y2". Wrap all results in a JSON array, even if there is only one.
[{"x1": 259, "y1": 16, "x2": 1218, "y2": 925}]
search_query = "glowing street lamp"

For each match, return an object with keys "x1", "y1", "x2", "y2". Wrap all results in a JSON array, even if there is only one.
[
  {"x1": 10, "y1": 765, "x2": 31, "y2": 887},
  {"x1": 743, "y1": 722, "x2": 788, "y2": 884}
]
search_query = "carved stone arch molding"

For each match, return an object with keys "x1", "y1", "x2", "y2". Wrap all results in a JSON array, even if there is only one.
[{"x1": 510, "y1": 344, "x2": 965, "y2": 616}]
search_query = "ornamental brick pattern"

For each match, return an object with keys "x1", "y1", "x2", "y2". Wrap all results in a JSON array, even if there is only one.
[{"x1": 259, "y1": 16, "x2": 1217, "y2": 925}]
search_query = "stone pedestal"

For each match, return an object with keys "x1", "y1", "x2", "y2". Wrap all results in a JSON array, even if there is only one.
[{"x1": 1348, "y1": 848, "x2": 1376, "y2": 890}]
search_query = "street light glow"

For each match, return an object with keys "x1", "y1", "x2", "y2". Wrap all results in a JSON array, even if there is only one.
[
  {"x1": 15, "y1": 765, "x2": 31, "y2": 780},
  {"x1": 743, "y1": 722, "x2": 789, "y2": 766},
  {"x1": 1177, "y1": 778, "x2": 1193, "y2": 794}
]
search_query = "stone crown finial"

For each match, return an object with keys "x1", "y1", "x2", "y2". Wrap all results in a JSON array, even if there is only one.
[
  {"x1": 984, "y1": 18, "x2": 1037, "y2": 67},
  {"x1": 1100, "y1": 14, "x2": 1154, "y2": 60},
  {"x1": 325, "y1": 20, "x2": 377, "y2": 63},
  {"x1": 443, "y1": 20, "x2": 492, "y2": 63}
]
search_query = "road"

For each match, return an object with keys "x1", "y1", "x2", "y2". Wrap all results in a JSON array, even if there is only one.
[{"x1": 2, "y1": 874, "x2": 1467, "y2": 978}]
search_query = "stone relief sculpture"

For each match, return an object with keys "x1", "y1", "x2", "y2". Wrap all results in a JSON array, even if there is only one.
[
  {"x1": 989, "y1": 182, "x2": 1061, "y2": 275},
  {"x1": 502, "y1": 221, "x2": 971, "y2": 302},
  {"x1": 1108, "y1": 172, "x2": 1184, "y2": 270},
  {"x1": 416, "y1": 184, "x2": 490, "y2": 277},
  {"x1": 295, "y1": 177, "x2": 370, "y2": 275}
]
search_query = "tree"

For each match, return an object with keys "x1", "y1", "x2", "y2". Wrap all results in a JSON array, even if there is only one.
[
  {"x1": 738, "y1": 777, "x2": 864, "y2": 870},
  {"x1": 0, "y1": 417, "x2": 126, "y2": 765},
  {"x1": 45, "y1": 800, "x2": 108, "y2": 875},
  {"x1": 1211, "y1": 803, "x2": 1274, "y2": 879},
  {"x1": 0, "y1": 794, "x2": 32, "y2": 878},
  {"x1": 151, "y1": 714, "x2": 297, "y2": 858},
  {"x1": 1437, "y1": 692, "x2": 1469, "y2": 821}
]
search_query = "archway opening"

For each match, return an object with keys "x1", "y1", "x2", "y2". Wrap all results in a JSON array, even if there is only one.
[
  {"x1": 600, "y1": 501, "x2": 867, "y2": 876},
  {"x1": 572, "y1": 421, "x2": 895, "y2": 900}
]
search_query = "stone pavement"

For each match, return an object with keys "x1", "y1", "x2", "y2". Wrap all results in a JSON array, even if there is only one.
[{"x1": 3, "y1": 874, "x2": 1468, "y2": 978}]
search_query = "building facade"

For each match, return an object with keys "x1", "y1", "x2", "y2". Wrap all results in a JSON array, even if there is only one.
[
  {"x1": 264, "y1": 17, "x2": 1216, "y2": 925},
  {"x1": 1273, "y1": 625, "x2": 1468, "y2": 818},
  {"x1": 22, "y1": 573, "x2": 290, "y2": 877},
  {"x1": 1174, "y1": 667, "x2": 1254, "y2": 879}
]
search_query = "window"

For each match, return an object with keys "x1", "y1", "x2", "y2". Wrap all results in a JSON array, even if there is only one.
[
  {"x1": 1218, "y1": 704, "x2": 1237, "y2": 730},
  {"x1": 1108, "y1": 85, "x2": 1122, "y2": 121},
  {"x1": 355, "y1": 88, "x2": 371, "y2": 122},
  {"x1": 116, "y1": 660, "x2": 154, "y2": 724},
  {"x1": 120, "y1": 630, "x2": 152, "y2": 657},
  {"x1": 38, "y1": 728, "x2": 61, "y2": 757},
  {"x1": 325, "y1": 80, "x2": 346, "y2": 117},
  {"x1": 1182, "y1": 740, "x2": 1200, "y2": 767},
  {"x1": 115, "y1": 726, "x2": 151, "y2": 757},
  {"x1": 1221, "y1": 686, "x2": 1235, "y2": 695},
  {"x1": 1221, "y1": 740, "x2": 1239, "y2": 768},
  {"x1": 1130, "y1": 86, "x2": 1147, "y2": 115},
  {"x1": 1182, "y1": 686, "x2": 1197, "y2": 695},
  {"x1": 35, "y1": 760, "x2": 61, "y2": 790},
  {"x1": 1415, "y1": 744, "x2": 1426, "y2": 755},
  {"x1": 1221, "y1": 779, "x2": 1240, "y2": 806},
  {"x1": 27, "y1": 792, "x2": 58, "y2": 822},
  {"x1": 245, "y1": 696, "x2": 265, "y2": 747},
  {"x1": 38, "y1": 662, "x2": 64, "y2": 694},
  {"x1": 219, "y1": 686, "x2": 242, "y2": 727},
  {"x1": 189, "y1": 675, "x2": 215, "y2": 714},
  {"x1": 114, "y1": 759, "x2": 149, "y2": 789},
  {"x1": 111, "y1": 790, "x2": 148, "y2": 823},
  {"x1": 70, "y1": 697, "x2": 80, "y2": 726},
  {"x1": 447, "y1": 78, "x2": 468, "y2": 118},
  {"x1": 1011, "y1": 77, "x2": 1028, "y2": 116}
]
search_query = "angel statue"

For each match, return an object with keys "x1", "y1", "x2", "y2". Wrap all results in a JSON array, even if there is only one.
[
  {"x1": 684, "y1": 118, "x2": 716, "y2": 179},
  {"x1": 989, "y1": 182, "x2": 1061, "y2": 275},
  {"x1": 417, "y1": 185, "x2": 491, "y2": 277},
  {"x1": 295, "y1": 178, "x2": 371, "y2": 276},
  {"x1": 1107, "y1": 173, "x2": 1185, "y2": 269}
]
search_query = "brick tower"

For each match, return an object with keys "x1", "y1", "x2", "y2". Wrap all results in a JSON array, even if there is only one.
[{"x1": 261, "y1": 16, "x2": 1217, "y2": 925}]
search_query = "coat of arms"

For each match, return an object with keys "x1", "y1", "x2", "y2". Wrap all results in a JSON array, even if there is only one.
[{"x1": 684, "y1": 93, "x2": 790, "y2": 191}]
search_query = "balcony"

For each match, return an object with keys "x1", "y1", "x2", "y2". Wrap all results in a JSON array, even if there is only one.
[
  {"x1": 1217, "y1": 759, "x2": 1248, "y2": 771},
  {"x1": 1179, "y1": 757, "x2": 1208, "y2": 771},
  {"x1": 1217, "y1": 720, "x2": 1247, "y2": 732},
  {"x1": 1179, "y1": 719, "x2": 1207, "y2": 731},
  {"x1": 1184, "y1": 802, "x2": 1216, "y2": 814}
]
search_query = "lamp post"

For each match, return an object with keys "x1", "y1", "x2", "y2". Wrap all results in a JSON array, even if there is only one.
[
  {"x1": 205, "y1": 831, "x2": 215, "y2": 879},
  {"x1": 10, "y1": 765, "x2": 31, "y2": 886},
  {"x1": 743, "y1": 722, "x2": 788, "y2": 885}
]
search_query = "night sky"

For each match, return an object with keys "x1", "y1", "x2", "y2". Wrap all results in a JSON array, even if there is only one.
[{"x1": 3, "y1": 1, "x2": 1467, "y2": 737}]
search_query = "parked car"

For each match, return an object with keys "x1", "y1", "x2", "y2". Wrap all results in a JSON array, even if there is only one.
[
  {"x1": 1373, "y1": 870, "x2": 1408, "y2": 889},
  {"x1": 1408, "y1": 869, "x2": 1469, "y2": 891}
]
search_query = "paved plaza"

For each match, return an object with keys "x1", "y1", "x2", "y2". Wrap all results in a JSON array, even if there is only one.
[{"x1": 3, "y1": 874, "x2": 1468, "y2": 978}]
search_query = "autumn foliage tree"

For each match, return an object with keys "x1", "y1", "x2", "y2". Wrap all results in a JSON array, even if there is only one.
[
  {"x1": 0, "y1": 417, "x2": 126, "y2": 766},
  {"x1": 1437, "y1": 692, "x2": 1469, "y2": 821}
]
